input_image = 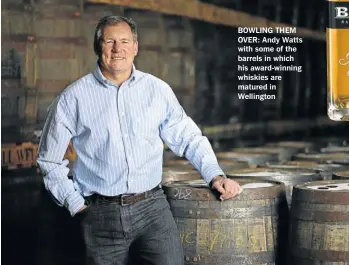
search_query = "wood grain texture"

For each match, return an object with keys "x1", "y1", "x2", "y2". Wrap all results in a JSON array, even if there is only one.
[
  {"x1": 87, "y1": 0, "x2": 325, "y2": 41},
  {"x1": 164, "y1": 178, "x2": 289, "y2": 265},
  {"x1": 290, "y1": 180, "x2": 349, "y2": 264}
]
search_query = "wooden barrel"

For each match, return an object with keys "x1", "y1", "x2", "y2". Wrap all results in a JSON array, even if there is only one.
[
  {"x1": 333, "y1": 170, "x2": 349, "y2": 180},
  {"x1": 163, "y1": 164, "x2": 194, "y2": 171},
  {"x1": 163, "y1": 150, "x2": 182, "y2": 165},
  {"x1": 216, "y1": 151, "x2": 278, "y2": 166},
  {"x1": 289, "y1": 180, "x2": 349, "y2": 264},
  {"x1": 225, "y1": 168, "x2": 322, "y2": 207},
  {"x1": 260, "y1": 161, "x2": 349, "y2": 180},
  {"x1": 293, "y1": 153, "x2": 349, "y2": 164},
  {"x1": 231, "y1": 146, "x2": 299, "y2": 161},
  {"x1": 165, "y1": 159, "x2": 192, "y2": 167},
  {"x1": 320, "y1": 146, "x2": 349, "y2": 153},
  {"x1": 218, "y1": 160, "x2": 250, "y2": 171},
  {"x1": 331, "y1": 158, "x2": 349, "y2": 166},
  {"x1": 162, "y1": 170, "x2": 202, "y2": 183},
  {"x1": 163, "y1": 177, "x2": 289, "y2": 265},
  {"x1": 308, "y1": 137, "x2": 348, "y2": 148},
  {"x1": 164, "y1": 159, "x2": 249, "y2": 172},
  {"x1": 265, "y1": 141, "x2": 320, "y2": 153},
  {"x1": 163, "y1": 165, "x2": 196, "y2": 173}
]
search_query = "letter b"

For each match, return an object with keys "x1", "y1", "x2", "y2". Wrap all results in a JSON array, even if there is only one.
[{"x1": 335, "y1": 7, "x2": 348, "y2": 18}]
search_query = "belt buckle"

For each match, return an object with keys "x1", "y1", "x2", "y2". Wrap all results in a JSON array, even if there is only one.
[{"x1": 120, "y1": 194, "x2": 131, "y2": 206}]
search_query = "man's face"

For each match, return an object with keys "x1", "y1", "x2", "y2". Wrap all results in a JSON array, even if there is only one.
[{"x1": 100, "y1": 23, "x2": 138, "y2": 74}]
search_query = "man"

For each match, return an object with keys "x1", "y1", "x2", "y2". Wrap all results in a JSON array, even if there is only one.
[{"x1": 37, "y1": 15, "x2": 241, "y2": 265}]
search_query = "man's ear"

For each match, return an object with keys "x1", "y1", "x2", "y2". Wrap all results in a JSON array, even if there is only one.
[{"x1": 134, "y1": 41, "x2": 139, "y2": 56}]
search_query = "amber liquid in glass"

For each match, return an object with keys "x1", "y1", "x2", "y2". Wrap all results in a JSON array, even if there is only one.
[{"x1": 327, "y1": 0, "x2": 349, "y2": 121}]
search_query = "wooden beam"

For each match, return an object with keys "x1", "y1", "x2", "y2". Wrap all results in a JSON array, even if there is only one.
[{"x1": 87, "y1": 0, "x2": 325, "y2": 41}]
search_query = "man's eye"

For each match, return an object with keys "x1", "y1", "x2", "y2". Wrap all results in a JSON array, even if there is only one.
[
  {"x1": 106, "y1": 40, "x2": 114, "y2": 44},
  {"x1": 122, "y1": 41, "x2": 129, "y2": 44}
]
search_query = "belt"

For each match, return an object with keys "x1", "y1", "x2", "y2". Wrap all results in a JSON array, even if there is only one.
[{"x1": 90, "y1": 184, "x2": 162, "y2": 206}]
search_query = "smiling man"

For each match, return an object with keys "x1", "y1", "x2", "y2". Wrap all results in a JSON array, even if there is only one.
[{"x1": 37, "y1": 16, "x2": 241, "y2": 265}]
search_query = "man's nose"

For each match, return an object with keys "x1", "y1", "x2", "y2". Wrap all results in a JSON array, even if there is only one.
[{"x1": 112, "y1": 41, "x2": 121, "y2": 51}]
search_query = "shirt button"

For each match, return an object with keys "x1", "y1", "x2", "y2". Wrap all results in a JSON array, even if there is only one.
[
  {"x1": 124, "y1": 134, "x2": 128, "y2": 138},
  {"x1": 121, "y1": 112, "x2": 125, "y2": 116}
]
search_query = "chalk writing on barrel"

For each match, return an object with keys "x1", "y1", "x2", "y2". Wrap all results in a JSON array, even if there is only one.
[
  {"x1": 179, "y1": 227, "x2": 268, "y2": 252},
  {"x1": 180, "y1": 231, "x2": 237, "y2": 251},
  {"x1": 173, "y1": 188, "x2": 192, "y2": 199}
]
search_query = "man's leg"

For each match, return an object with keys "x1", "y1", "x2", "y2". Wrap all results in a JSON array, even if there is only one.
[
  {"x1": 80, "y1": 198, "x2": 131, "y2": 265},
  {"x1": 130, "y1": 190, "x2": 184, "y2": 265}
]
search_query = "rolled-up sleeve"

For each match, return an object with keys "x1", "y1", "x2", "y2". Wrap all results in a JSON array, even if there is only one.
[
  {"x1": 37, "y1": 93, "x2": 85, "y2": 216},
  {"x1": 159, "y1": 85, "x2": 224, "y2": 184}
]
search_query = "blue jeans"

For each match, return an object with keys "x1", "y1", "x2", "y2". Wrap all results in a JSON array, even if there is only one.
[{"x1": 79, "y1": 188, "x2": 184, "y2": 265}]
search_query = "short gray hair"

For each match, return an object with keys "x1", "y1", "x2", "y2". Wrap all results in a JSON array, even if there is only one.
[{"x1": 93, "y1": 16, "x2": 138, "y2": 58}]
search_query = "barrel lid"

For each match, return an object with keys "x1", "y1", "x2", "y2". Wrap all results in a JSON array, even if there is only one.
[
  {"x1": 292, "y1": 180, "x2": 349, "y2": 204},
  {"x1": 226, "y1": 168, "x2": 322, "y2": 190},
  {"x1": 333, "y1": 170, "x2": 349, "y2": 179},
  {"x1": 263, "y1": 161, "x2": 347, "y2": 173},
  {"x1": 321, "y1": 146, "x2": 349, "y2": 153},
  {"x1": 162, "y1": 165, "x2": 194, "y2": 172},
  {"x1": 225, "y1": 168, "x2": 319, "y2": 182},
  {"x1": 231, "y1": 146, "x2": 296, "y2": 154},
  {"x1": 266, "y1": 141, "x2": 318, "y2": 150},
  {"x1": 315, "y1": 163, "x2": 348, "y2": 171},
  {"x1": 328, "y1": 158, "x2": 349, "y2": 165},
  {"x1": 241, "y1": 182, "x2": 274, "y2": 188},
  {"x1": 293, "y1": 152, "x2": 349, "y2": 163},
  {"x1": 308, "y1": 137, "x2": 348, "y2": 147},
  {"x1": 306, "y1": 183, "x2": 349, "y2": 191},
  {"x1": 163, "y1": 177, "x2": 285, "y2": 201},
  {"x1": 162, "y1": 170, "x2": 201, "y2": 183},
  {"x1": 262, "y1": 162, "x2": 316, "y2": 170},
  {"x1": 168, "y1": 179, "x2": 275, "y2": 189},
  {"x1": 218, "y1": 160, "x2": 250, "y2": 167},
  {"x1": 216, "y1": 151, "x2": 275, "y2": 158},
  {"x1": 285, "y1": 161, "x2": 318, "y2": 167},
  {"x1": 216, "y1": 151, "x2": 278, "y2": 164},
  {"x1": 227, "y1": 168, "x2": 294, "y2": 177},
  {"x1": 164, "y1": 159, "x2": 191, "y2": 166}
]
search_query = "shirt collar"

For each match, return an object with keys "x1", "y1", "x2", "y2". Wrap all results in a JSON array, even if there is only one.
[{"x1": 93, "y1": 62, "x2": 138, "y2": 87}]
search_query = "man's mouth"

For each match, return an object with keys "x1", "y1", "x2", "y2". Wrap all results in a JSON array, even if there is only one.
[{"x1": 111, "y1": 57, "x2": 125, "y2": 60}]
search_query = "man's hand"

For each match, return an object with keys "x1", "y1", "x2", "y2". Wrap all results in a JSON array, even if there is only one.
[
  {"x1": 211, "y1": 176, "x2": 242, "y2": 200},
  {"x1": 77, "y1": 204, "x2": 88, "y2": 214}
]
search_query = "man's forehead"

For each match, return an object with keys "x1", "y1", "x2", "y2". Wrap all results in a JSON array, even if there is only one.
[
  {"x1": 103, "y1": 23, "x2": 133, "y2": 38},
  {"x1": 104, "y1": 23, "x2": 131, "y2": 32}
]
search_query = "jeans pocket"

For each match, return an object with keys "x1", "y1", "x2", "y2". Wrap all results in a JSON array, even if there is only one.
[
  {"x1": 151, "y1": 188, "x2": 165, "y2": 199},
  {"x1": 75, "y1": 198, "x2": 93, "y2": 219}
]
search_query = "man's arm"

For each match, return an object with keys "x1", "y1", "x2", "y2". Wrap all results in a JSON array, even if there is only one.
[
  {"x1": 159, "y1": 85, "x2": 224, "y2": 185},
  {"x1": 37, "y1": 94, "x2": 85, "y2": 216},
  {"x1": 159, "y1": 85, "x2": 242, "y2": 200}
]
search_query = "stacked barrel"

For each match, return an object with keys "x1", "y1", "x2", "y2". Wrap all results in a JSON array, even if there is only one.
[
  {"x1": 289, "y1": 180, "x2": 349, "y2": 264},
  {"x1": 162, "y1": 137, "x2": 349, "y2": 264}
]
